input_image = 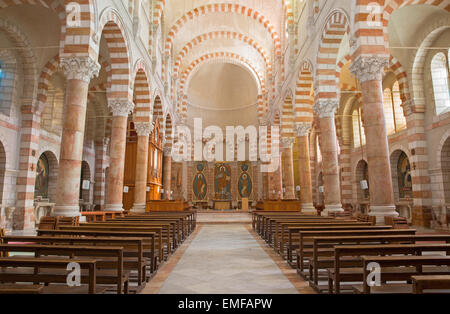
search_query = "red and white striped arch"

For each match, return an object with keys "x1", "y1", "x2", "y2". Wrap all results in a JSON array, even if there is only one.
[
  {"x1": 281, "y1": 90, "x2": 295, "y2": 139},
  {"x1": 315, "y1": 9, "x2": 350, "y2": 101},
  {"x1": 352, "y1": 0, "x2": 449, "y2": 58},
  {"x1": 132, "y1": 59, "x2": 152, "y2": 124},
  {"x1": 295, "y1": 60, "x2": 314, "y2": 124},
  {"x1": 173, "y1": 31, "x2": 272, "y2": 79},
  {"x1": 164, "y1": 4, "x2": 281, "y2": 56},
  {"x1": 152, "y1": 90, "x2": 164, "y2": 127},
  {"x1": 164, "y1": 113, "x2": 173, "y2": 149},
  {"x1": 98, "y1": 8, "x2": 132, "y2": 101}
]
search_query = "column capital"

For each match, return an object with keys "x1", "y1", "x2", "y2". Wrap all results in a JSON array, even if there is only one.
[
  {"x1": 295, "y1": 122, "x2": 312, "y2": 137},
  {"x1": 135, "y1": 122, "x2": 154, "y2": 137},
  {"x1": 281, "y1": 137, "x2": 295, "y2": 149},
  {"x1": 163, "y1": 147, "x2": 172, "y2": 155},
  {"x1": 60, "y1": 56, "x2": 100, "y2": 83},
  {"x1": 259, "y1": 117, "x2": 269, "y2": 126},
  {"x1": 350, "y1": 55, "x2": 389, "y2": 83},
  {"x1": 108, "y1": 99, "x2": 135, "y2": 117},
  {"x1": 314, "y1": 99, "x2": 339, "y2": 118}
]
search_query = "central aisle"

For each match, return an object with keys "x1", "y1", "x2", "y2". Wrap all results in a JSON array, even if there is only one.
[{"x1": 152, "y1": 224, "x2": 301, "y2": 294}]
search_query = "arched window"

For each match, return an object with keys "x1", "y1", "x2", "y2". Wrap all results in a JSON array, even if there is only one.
[
  {"x1": 431, "y1": 52, "x2": 450, "y2": 115},
  {"x1": 316, "y1": 135, "x2": 322, "y2": 163},
  {"x1": 352, "y1": 107, "x2": 366, "y2": 148},
  {"x1": 383, "y1": 80, "x2": 407, "y2": 135}
]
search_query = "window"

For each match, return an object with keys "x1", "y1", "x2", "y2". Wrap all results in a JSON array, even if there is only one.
[
  {"x1": 431, "y1": 52, "x2": 450, "y2": 115},
  {"x1": 0, "y1": 63, "x2": 3, "y2": 87},
  {"x1": 316, "y1": 135, "x2": 322, "y2": 163},
  {"x1": 383, "y1": 80, "x2": 407, "y2": 135},
  {"x1": 352, "y1": 107, "x2": 366, "y2": 148}
]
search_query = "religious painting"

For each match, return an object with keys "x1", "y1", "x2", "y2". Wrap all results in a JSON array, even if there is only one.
[
  {"x1": 238, "y1": 162, "x2": 252, "y2": 199},
  {"x1": 397, "y1": 152, "x2": 412, "y2": 199},
  {"x1": 193, "y1": 162, "x2": 207, "y2": 201},
  {"x1": 34, "y1": 154, "x2": 49, "y2": 199},
  {"x1": 214, "y1": 163, "x2": 231, "y2": 200}
]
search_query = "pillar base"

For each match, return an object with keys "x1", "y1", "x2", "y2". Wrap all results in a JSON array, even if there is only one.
[
  {"x1": 322, "y1": 204, "x2": 344, "y2": 216},
  {"x1": 369, "y1": 205, "x2": 398, "y2": 225},
  {"x1": 130, "y1": 203, "x2": 146, "y2": 213},
  {"x1": 301, "y1": 203, "x2": 317, "y2": 215},
  {"x1": 104, "y1": 204, "x2": 124, "y2": 212},
  {"x1": 52, "y1": 205, "x2": 81, "y2": 217}
]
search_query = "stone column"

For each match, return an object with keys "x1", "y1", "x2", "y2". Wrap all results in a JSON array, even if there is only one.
[
  {"x1": 350, "y1": 55, "x2": 398, "y2": 223},
  {"x1": 314, "y1": 100, "x2": 344, "y2": 215},
  {"x1": 295, "y1": 122, "x2": 315, "y2": 213},
  {"x1": 53, "y1": 57, "x2": 100, "y2": 217},
  {"x1": 268, "y1": 153, "x2": 283, "y2": 199},
  {"x1": 105, "y1": 100, "x2": 135, "y2": 212},
  {"x1": 94, "y1": 137, "x2": 109, "y2": 210},
  {"x1": 162, "y1": 147, "x2": 172, "y2": 200},
  {"x1": 281, "y1": 138, "x2": 296, "y2": 199},
  {"x1": 131, "y1": 122, "x2": 153, "y2": 213}
]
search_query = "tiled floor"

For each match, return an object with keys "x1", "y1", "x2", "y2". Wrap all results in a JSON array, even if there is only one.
[{"x1": 143, "y1": 223, "x2": 313, "y2": 294}]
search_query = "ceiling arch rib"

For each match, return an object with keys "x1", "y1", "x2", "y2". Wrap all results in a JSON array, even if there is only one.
[
  {"x1": 173, "y1": 31, "x2": 272, "y2": 79},
  {"x1": 165, "y1": 3, "x2": 281, "y2": 57},
  {"x1": 179, "y1": 52, "x2": 265, "y2": 95}
]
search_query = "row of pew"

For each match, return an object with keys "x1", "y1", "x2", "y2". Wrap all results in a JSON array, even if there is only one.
[
  {"x1": 0, "y1": 211, "x2": 196, "y2": 294},
  {"x1": 252, "y1": 211, "x2": 450, "y2": 294}
]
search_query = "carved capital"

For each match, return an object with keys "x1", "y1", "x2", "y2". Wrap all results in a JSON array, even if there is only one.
[
  {"x1": 135, "y1": 122, "x2": 154, "y2": 137},
  {"x1": 163, "y1": 147, "x2": 172, "y2": 155},
  {"x1": 281, "y1": 137, "x2": 295, "y2": 149},
  {"x1": 108, "y1": 99, "x2": 135, "y2": 117},
  {"x1": 60, "y1": 57, "x2": 100, "y2": 83},
  {"x1": 350, "y1": 55, "x2": 389, "y2": 83},
  {"x1": 295, "y1": 122, "x2": 312, "y2": 137},
  {"x1": 314, "y1": 99, "x2": 339, "y2": 118},
  {"x1": 259, "y1": 117, "x2": 269, "y2": 126}
]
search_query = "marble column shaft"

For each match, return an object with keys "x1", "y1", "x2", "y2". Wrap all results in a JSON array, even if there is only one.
[
  {"x1": 314, "y1": 100, "x2": 343, "y2": 214},
  {"x1": 162, "y1": 149, "x2": 172, "y2": 200},
  {"x1": 105, "y1": 100, "x2": 134, "y2": 212},
  {"x1": 53, "y1": 57, "x2": 100, "y2": 217},
  {"x1": 350, "y1": 55, "x2": 397, "y2": 223},
  {"x1": 281, "y1": 138, "x2": 295, "y2": 199},
  {"x1": 295, "y1": 123, "x2": 315, "y2": 213},
  {"x1": 131, "y1": 122, "x2": 153, "y2": 213}
]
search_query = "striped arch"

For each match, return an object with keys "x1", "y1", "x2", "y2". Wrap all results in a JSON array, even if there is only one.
[
  {"x1": 281, "y1": 90, "x2": 295, "y2": 139},
  {"x1": 179, "y1": 52, "x2": 265, "y2": 95},
  {"x1": 315, "y1": 9, "x2": 350, "y2": 101},
  {"x1": 62, "y1": 0, "x2": 97, "y2": 58},
  {"x1": 286, "y1": 0, "x2": 294, "y2": 27},
  {"x1": 382, "y1": 0, "x2": 449, "y2": 47},
  {"x1": 152, "y1": 91, "x2": 164, "y2": 127},
  {"x1": 98, "y1": 8, "x2": 132, "y2": 101},
  {"x1": 295, "y1": 60, "x2": 314, "y2": 124},
  {"x1": 388, "y1": 56, "x2": 411, "y2": 104},
  {"x1": 132, "y1": 60, "x2": 152, "y2": 124},
  {"x1": 164, "y1": 4, "x2": 281, "y2": 56},
  {"x1": 173, "y1": 31, "x2": 272, "y2": 78},
  {"x1": 0, "y1": 0, "x2": 68, "y2": 53},
  {"x1": 0, "y1": 19, "x2": 37, "y2": 110},
  {"x1": 36, "y1": 55, "x2": 60, "y2": 114},
  {"x1": 149, "y1": 0, "x2": 165, "y2": 56},
  {"x1": 164, "y1": 113, "x2": 173, "y2": 149}
]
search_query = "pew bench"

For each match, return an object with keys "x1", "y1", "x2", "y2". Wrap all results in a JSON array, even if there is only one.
[
  {"x1": 2, "y1": 235, "x2": 146, "y2": 286},
  {"x1": 353, "y1": 255, "x2": 450, "y2": 294},
  {"x1": 0, "y1": 284, "x2": 44, "y2": 294},
  {"x1": 0, "y1": 244, "x2": 130, "y2": 294},
  {"x1": 328, "y1": 243, "x2": 450, "y2": 294},
  {"x1": 0, "y1": 257, "x2": 102, "y2": 294},
  {"x1": 412, "y1": 275, "x2": 450, "y2": 293}
]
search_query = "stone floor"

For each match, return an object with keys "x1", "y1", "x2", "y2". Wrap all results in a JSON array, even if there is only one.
[{"x1": 142, "y1": 222, "x2": 314, "y2": 294}]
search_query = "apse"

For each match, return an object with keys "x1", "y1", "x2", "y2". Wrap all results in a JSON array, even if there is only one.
[{"x1": 186, "y1": 62, "x2": 259, "y2": 129}]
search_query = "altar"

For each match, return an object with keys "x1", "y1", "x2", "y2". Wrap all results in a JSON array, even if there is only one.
[{"x1": 213, "y1": 200, "x2": 232, "y2": 210}]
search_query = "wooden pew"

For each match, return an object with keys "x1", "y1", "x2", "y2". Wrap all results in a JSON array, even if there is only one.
[
  {"x1": 0, "y1": 284, "x2": 44, "y2": 294},
  {"x1": 2, "y1": 235, "x2": 146, "y2": 286},
  {"x1": 296, "y1": 229, "x2": 417, "y2": 278},
  {"x1": 0, "y1": 244, "x2": 130, "y2": 294},
  {"x1": 355, "y1": 255, "x2": 450, "y2": 294},
  {"x1": 36, "y1": 229, "x2": 158, "y2": 273},
  {"x1": 329, "y1": 240, "x2": 450, "y2": 294},
  {"x1": 0, "y1": 257, "x2": 101, "y2": 294},
  {"x1": 412, "y1": 275, "x2": 450, "y2": 293}
]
